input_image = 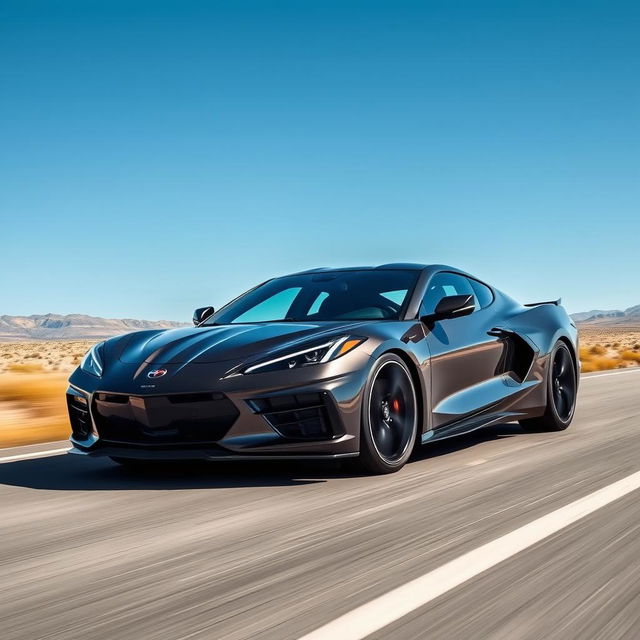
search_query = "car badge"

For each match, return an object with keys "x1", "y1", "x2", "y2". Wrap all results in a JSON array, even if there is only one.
[{"x1": 147, "y1": 368, "x2": 168, "y2": 379}]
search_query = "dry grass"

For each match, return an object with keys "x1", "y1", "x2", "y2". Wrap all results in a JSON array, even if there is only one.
[
  {"x1": 1, "y1": 328, "x2": 640, "y2": 448},
  {"x1": 7, "y1": 363, "x2": 45, "y2": 373},
  {"x1": 0, "y1": 372, "x2": 70, "y2": 447},
  {"x1": 578, "y1": 326, "x2": 640, "y2": 372},
  {"x1": 0, "y1": 341, "x2": 93, "y2": 447},
  {"x1": 0, "y1": 340, "x2": 93, "y2": 374},
  {"x1": 579, "y1": 354, "x2": 626, "y2": 373}
]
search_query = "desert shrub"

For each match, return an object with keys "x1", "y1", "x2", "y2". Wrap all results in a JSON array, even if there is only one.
[
  {"x1": 7, "y1": 363, "x2": 44, "y2": 373},
  {"x1": 0, "y1": 372, "x2": 70, "y2": 447},
  {"x1": 581, "y1": 356, "x2": 626, "y2": 372},
  {"x1": 0, "y1": 372, "x2": 67, "y2": 408},
  {"x1": 589, "y1": 344, "x2": 606, "y2": 355},
  {"x1": 620, "y1": 350, "x2": 640, "y2": 363}
]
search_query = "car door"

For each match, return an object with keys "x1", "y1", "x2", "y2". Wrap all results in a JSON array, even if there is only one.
[{"x1": 421, "y1": 272, "x2": 505, "y2": 429}]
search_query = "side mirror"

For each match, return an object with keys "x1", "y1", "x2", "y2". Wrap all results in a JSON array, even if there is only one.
[
  {"x1": 420, "y1": 294, "x2": 475, "y2": 323},
  {"x1": 193, "y1": 306, "x2": 215, "y2": 326}
]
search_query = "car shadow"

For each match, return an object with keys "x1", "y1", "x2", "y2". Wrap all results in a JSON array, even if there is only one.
[
  {"x1": 410, "y1": 421, "x2": 523, "y2": 462},
  {"x1": 0, "y1": 423, "x2": 526, "y2": 492},
  {"x1": 0, "y1": 455, "x2": 334, "y2": 491}
]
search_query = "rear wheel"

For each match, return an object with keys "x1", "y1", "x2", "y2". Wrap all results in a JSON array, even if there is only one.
[
  {"x1": 359, "y1": 354, "x2": 418, "y2": 474},
  {"x1": 520, "y1": 341, "x2": 577, "y2": 432}
]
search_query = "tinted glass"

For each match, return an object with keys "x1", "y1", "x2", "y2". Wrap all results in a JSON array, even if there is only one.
[
  {"x1": 308, "y1": 291, "x2": 329, "y2": 315},
  {"x1": 420, "y1": 272, "x2": 476, "y2": 315},
  {"x1": 206, "y1": 270, "x2": 420, "y2": 324},
  {"x1": 468, "y1": 278, "x2": 494, "y2": 309},
  {"x1": 232, "y1": 287, "x2": 302, "y2": 323}
]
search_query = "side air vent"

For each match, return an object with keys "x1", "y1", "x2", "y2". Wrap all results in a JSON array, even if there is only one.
[{"x1": 492, "y1": 329, "x2": 536, "y2": 383}]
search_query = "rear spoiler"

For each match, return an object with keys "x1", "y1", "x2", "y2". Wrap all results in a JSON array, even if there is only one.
[{"x1": 524, "y1": 298, "x2": 562, "y2": 307}]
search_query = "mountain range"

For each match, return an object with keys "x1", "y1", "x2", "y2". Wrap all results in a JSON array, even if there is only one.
[
  {"x1": 0, "y1": 304, "x2": 638, "y2": 341},
  {"x1": 570, "y1": 305, "x2": 640, "y2": 325},
  {"x1": 0, "y1": 314, "x2": 189, "y2": 341}
]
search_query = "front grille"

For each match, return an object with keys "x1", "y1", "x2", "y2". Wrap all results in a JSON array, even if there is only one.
[
  {"x1": 248, "y1": 392, "x2": 341, "y2": 440},
  {"x1": 92, "y1": 392, "x2": 239, "y2": 445},
  {"x1": 67, "y1": 393, "x2": 92, "y2": 439}
]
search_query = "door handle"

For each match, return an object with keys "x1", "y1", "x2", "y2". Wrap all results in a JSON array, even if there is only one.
[{"x1": 487, "y1": 327, "x2": 515, "y2": 338}]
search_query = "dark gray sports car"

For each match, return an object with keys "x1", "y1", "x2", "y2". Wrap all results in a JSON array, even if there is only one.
[{"x1": 67, "y1": 264, "x2": 579, "y2": 473}]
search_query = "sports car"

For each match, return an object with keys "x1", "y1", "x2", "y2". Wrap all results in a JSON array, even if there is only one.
[{"x1": 67, "y1": 264, "x2": 579, "y2": 474}]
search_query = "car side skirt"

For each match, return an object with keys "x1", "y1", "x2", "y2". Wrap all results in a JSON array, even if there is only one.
[{"x1": 421, "y1": 410, "x2": 525, "y2": 445}]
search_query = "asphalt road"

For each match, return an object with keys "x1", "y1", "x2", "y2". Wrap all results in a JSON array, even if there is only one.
[{"x1": 1, "y1": 369, "x2": 640, "y2": 640}]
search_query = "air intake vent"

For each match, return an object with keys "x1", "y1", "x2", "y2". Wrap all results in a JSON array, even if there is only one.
[
  {"x1": 247, "y1": 392, "x2": 342, "y2": 440},
  {"x1": 67, "y1": 393, "x2": 92, "y2": 439},
  {"x1": 93, "y1": 393, "x2": 239, "y2": 445}
]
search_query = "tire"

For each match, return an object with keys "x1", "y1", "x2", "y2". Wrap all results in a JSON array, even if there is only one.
[
  {"x1": 359, "y1": 354, "x2": 418, "y2": 474},
  {"x1": 519, "y1": 341, "x2": 577, "y2": 432}
]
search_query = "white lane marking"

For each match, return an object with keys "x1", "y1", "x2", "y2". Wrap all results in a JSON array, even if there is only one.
[
  {"x1": 298, "y1": 469, "x2": 640, "y2": 640},
  {"x1": 0, "y1": 439, "x2": 68, "y2": 453},
  {"x1": 581, "y1": 368, "x2": 640, "y2": 380},
  {"x1": 0, "y1": 440, "x2": 69, "y2": 457},
  {"x1": 0, "y1": 448, "x2": 69, "y2": 463}
]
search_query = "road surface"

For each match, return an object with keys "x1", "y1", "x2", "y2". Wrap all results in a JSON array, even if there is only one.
[{"x1": 1, "y1": 369, "x2": 639, "y2": 639}]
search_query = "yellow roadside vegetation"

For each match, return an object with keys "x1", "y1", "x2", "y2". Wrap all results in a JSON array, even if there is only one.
[
  {"x1": 1, "y1": 329, "x2": 639, "y2": 448},
  {"x1": 0, "y1": 370, "x2": 70, "y2": 448}
]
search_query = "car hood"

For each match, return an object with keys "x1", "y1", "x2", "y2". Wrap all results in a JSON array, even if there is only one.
[{"x1": 116, "y1": 322, "x2": 366, "y2": 365}]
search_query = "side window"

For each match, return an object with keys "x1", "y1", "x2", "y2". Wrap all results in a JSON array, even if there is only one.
[
  {"x1": 468, "y1": 278, "x2": 494, "y2": 309},
  {"x1": 420, "y1": 273, "x2": 476, "y2": 316},
  {"x1": 232, "y1": 287, "x2": 301, "y2": 323}
]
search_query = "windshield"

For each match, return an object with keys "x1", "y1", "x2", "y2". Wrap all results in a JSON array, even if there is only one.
[{"x1": 205, "y1": 270, "x2": 420, "y2": 324}]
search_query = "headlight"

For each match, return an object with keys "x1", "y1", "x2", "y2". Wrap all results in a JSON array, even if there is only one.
[
  {"x1": 80, "y1": 342, "x2": 105, "y2": 377},
  {"x1": 241, "y1": 336, "x2": 366, "y2": 374}
]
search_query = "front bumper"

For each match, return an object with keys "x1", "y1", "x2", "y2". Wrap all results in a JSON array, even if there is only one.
[
  {"x1": 68, "y1": 443, "x2": 358, "y2": 462},
  {"x1": 67, "y1": 359, "x2": 368, "y2": 460}
]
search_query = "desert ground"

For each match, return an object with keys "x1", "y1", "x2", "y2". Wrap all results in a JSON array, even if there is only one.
[
  {"x1": 1, "y1": 330, "x2": 639, "y2": 448},
  {"x1": 0, "y1": 341, "x2": 92, "y2": 447},
  {"x1": 577, "y1": 325, "x2": 640, "y2": 371}
]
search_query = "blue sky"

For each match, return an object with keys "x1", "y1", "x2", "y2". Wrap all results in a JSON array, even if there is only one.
[{"x1": 1, "y1": 0, "x2": 638, "y2": 320}]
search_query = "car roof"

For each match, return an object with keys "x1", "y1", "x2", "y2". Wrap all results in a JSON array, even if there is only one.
[{"x1": 291, "y1": 263, "x2": 463, "y2": 275}]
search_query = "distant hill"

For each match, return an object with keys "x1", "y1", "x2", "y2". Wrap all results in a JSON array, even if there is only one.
[
  {"x1": 2, "y1": 305, "x2": 638, "y2": 340},
  {"x1": 0, "y1": 314, "x2": 189, "y2": 342},
  {"x1": 571, "y1": 305, "x2": 640, "y2": 325}
]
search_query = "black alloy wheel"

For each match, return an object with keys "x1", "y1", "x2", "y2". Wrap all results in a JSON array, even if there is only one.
[
  {"x1": 360, "y1": 354, "x2": 418, "y2": 474},
  {"x1": 551, "y1": 344, "x2": 576, "y2": 421},
  {"x1": 520, "y1": 341, "x2": 577, "y2": 432}
]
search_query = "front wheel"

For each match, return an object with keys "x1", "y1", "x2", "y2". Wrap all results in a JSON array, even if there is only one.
[
  {"x1": 359, "y1": 354, "x2": 418, "y2": 474},
  {"x1": 520, "y1": 341, "x2": 577, "y2": 432}
]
